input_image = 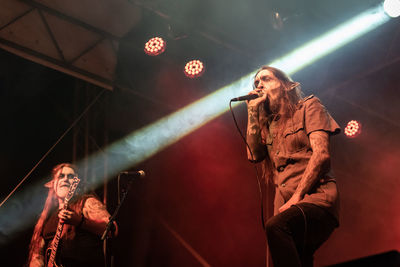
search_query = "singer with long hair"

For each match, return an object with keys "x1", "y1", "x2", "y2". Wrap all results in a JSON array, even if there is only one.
[
  {"x1": 27, "y1": 163, "x2": 116, "y2": 267},
  {"x1": 246, "y1": 66, "x2": 340, "y2": 267}
]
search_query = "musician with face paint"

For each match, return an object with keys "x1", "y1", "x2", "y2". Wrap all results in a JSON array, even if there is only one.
[{"x1": 27, "y1": 163, "x2": 117, "y2": 267}]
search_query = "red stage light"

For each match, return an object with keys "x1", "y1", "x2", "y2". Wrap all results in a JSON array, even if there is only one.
[
  {"x1": 144, "y1": 37, "x2": 166, "y2": 56},
  {"x1": 344, "y1": 120, "x2": 362, "y2": 138},
  {"x1": 184, "y1": 60, "x2": 205, "y2": 78}
]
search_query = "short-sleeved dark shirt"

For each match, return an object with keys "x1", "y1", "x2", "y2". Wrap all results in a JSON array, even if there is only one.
[{"x1": 261, "y1": 95, "x2": 341, "y2": 221}]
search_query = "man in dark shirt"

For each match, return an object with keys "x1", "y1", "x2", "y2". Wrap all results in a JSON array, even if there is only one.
[
  {"x1": 27, "y1": 163, "x2": 117, "y2": 267},
  {"x1": 246, "y1": 66, "x2": 340, "y2": 267}
]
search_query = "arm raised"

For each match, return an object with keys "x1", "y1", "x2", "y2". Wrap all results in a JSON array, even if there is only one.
[{"x1": 246, "y1": 104, "x2": 268, "y2": 162}]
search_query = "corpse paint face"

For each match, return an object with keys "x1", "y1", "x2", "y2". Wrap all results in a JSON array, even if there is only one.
[{"x1": 53, "y1": 166, "x2": 77, "y2": 199}]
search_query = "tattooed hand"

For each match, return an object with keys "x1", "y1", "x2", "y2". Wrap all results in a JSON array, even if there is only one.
[
  {"x1": 246, "y1": 89, "x2": 268, "y2": 109},
  {"x1": 278, "y1": 193, "x2": 302, "y2": 213},
  {"x1": 246, "y1": 89, "x2": 268, "y2": 162}
]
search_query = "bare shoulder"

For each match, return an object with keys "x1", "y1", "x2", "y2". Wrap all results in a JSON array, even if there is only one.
[
  {"x1": 83, "y1": 197, "x2": 110, "y2": 222},
  {"x1": 84, "y1": 197, "x2": 105, "y2": 209}
]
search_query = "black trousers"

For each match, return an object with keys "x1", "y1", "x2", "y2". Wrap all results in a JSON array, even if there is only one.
[{"x1": 265, "y1": 203, "x2": 337, "y2": 267}]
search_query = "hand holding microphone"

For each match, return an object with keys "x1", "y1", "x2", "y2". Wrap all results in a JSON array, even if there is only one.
[
  {"x1": 231, "y1": 89, "x2": 267, "y2": 109},
  {"x1": 230, "y1": 94, "x2": 260, "y2": 102}
]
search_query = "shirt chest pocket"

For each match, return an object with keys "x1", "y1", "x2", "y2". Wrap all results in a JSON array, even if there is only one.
[{"x1": 283, "y1": 121, "x2": 310, "y2": 153}]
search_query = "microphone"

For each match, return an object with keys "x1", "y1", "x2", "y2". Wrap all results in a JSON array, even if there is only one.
[
  {"x1": 119, "y1": 170, "x2": 145, "y2": 178},
  {"x1": 230, "y1": 94, "x2": 260, "y2": 102}
]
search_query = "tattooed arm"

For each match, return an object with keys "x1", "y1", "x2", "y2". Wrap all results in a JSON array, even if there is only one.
[
  {"x1": 246, "y1": 98, "x2": 268, "y2": 162},
  {"x1": 81, "y1": 197, "x2": 118, "y2": 236},
  {"x1": 279, "y1": 131, "x2": 331, "y2": 212}
]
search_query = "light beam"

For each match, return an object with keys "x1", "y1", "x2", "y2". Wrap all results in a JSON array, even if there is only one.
[
  {"x1": 101, "y1": 4, "x2": 389, "y2": 172},
  {"x1": 0, "y1": 4, "x2": 392, "y2": 241}
]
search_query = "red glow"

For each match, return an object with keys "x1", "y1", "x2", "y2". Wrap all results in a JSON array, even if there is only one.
[
  {"x1": 184, "y1": 60, "x2": 205, "y2": 78},
  {"x1": 344, "y1": 120, "x2": 362, "y2": 138},
  {"x1": 144, "y1": 37, "x2": 166, "y2": 56}
]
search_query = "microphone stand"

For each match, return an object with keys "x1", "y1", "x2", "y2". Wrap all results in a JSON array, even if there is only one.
[
  {"x1": 101, "y1": 173, "x2": 136, "y2": 267},
  {"x1": 101, "y1": 173, "x2": 134, "y2": 241}
]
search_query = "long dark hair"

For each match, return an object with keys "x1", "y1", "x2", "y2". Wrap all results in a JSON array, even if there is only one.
[
  {"x1": 254, "y1": 66, "x2": 305, "y2": 153},
  {"x1": 254, "y1": 66, "x2": 303, "y2": 118},
  {"x1": 27, "y1": 163, "x2": 87, "y2": 264}
]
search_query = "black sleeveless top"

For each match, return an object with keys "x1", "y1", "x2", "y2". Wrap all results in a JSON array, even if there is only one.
[{"x1": 42, "y1": 198, "x2": 105, "y2": 267}]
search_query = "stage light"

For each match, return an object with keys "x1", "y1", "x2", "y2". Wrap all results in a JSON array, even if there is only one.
[
  {"x1": 0, "y1": 4, "x2": 393, "y2": 240},
  {"x1": 270, "y1": 11, "x2": 284, "y2": 30},
  {"x1": 384, "y1": 0, "x2": 400, "y2": 17},
  {"x1": 184, "y1": 60, "x2": 205, "y2": 78},
  {"x1": 344, "y1": 120, "x2": 362, "y2": 138},
  {"x1": 144, "y1": 37, "x2": 166, "y2": 56}
]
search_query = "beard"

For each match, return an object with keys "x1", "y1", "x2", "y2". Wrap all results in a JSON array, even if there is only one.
[{"x1": 264, "y1": 96, "x2": 282, "y2": 115}]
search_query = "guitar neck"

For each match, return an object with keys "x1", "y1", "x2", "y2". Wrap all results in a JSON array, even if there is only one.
[
  {"x1": 48, "y1": 219, "x2": 64, "y2": 264},
  {"x1": 47, "y1": 176, "x2": 80, "y2": 266}
]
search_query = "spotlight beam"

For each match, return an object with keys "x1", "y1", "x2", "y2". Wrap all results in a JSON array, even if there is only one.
[
  {"x1": 271, "y1": 5, "x2": 390, "y2": 74},
  {"x1": 0, "y1": 4, "x2": 391, "y2": 240},
  {"x1": 98, "y1": 4, "x2": 389, "y2": 173},
  {"x1": 71, "y1": 4, "x2": 391, "y2": 190}
]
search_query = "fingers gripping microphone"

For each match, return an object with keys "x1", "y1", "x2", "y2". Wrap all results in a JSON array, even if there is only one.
[
  {"x1": 230, "y1": 94, "x2": 260, "y2": 102},
  {"x1": 119, "y1": 170, "x2": 145, "y2": 178}
]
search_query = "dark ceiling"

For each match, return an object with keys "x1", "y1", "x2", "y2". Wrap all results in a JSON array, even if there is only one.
[{"x1": 1, "y1": 0, "x2": 400, "y2": 266}]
